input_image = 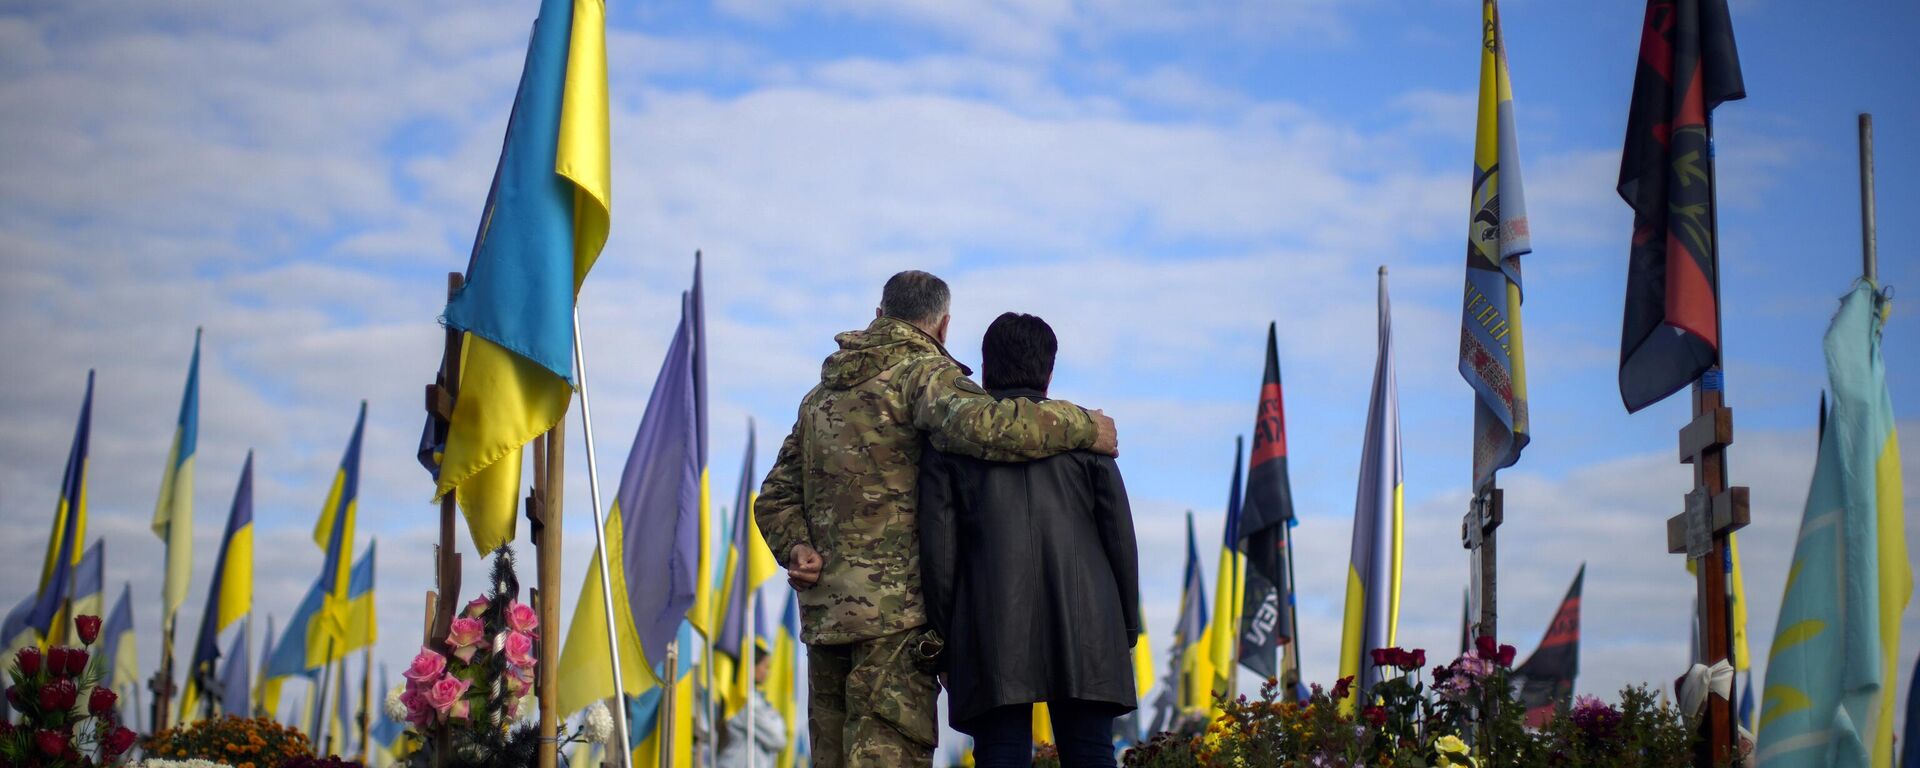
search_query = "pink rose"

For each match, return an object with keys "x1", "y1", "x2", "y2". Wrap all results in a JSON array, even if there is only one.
[
  {"x1": 404, "y1": 648, "x2": 447, "y2": 683},
  {"x1": 448, "y1": 617, "x2": 486, "y2": 663},
  {"x1": 507, "y1": 601, "x2": 539, "y2": 634},
  {"x1": 503, "y1": 631, "x2": 536, "y2": 668},
  {"x1": 464, "y1": 596, "x2": 490, "y2": 618},
  {"x1": 423, "y1": 674, "x2": 471, "y2": 717},
  {"x1": 400, "y1": 688, "x2": 431, "y2": 727}
]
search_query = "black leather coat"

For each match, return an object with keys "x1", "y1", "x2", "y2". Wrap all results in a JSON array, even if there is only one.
[{"x1": 918, "y1": 388, "x2": 1141, "y2": 728}]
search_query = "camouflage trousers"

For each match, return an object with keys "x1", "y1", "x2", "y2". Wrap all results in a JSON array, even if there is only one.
[{"x1": 807, "y1": 627, "x2": 941, "y2": 768}]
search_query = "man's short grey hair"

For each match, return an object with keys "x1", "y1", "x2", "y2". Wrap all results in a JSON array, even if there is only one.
[{"x1": 879, "y1": 270, "x2": 951, "y2": 326}]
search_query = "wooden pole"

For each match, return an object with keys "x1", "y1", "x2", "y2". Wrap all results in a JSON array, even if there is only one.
[
  {"x1": 661, "y1": 641, "x2": 679, "y2": 768},
  {"x1": 538, "y1": 418, "x2": 566, "y2": 768},
  {"x1": 314, "y1": 638, "x2": 338, "y2": 751},
  {"x1": 151, "y1": 615, "x2": 177, "y2": 733},
  {"x1": 1279, "y1": 520, "x2": 1303, "y2": 699},
  {"x1": 1860, "y1": 113, "x2": 1877, "y2": 282},
  {"x1": 571, "y1": 308, "x2": 634, "y2": 762},
  {"x1": 357, "y1": 647, "x2": 373, "y2": 764}
]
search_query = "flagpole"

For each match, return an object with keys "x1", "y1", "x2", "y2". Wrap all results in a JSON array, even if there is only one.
[
  {"x1": 1279, "y1": 521, "x2": 1303, "y2": 699},
  {"x1": 571, "y1": 308, "x2": 633, "y2": 763},
  {"x1": 1859, "y1": 113, "x2": 1877, "y2": 283},
  {"x1": 744, "y1": 588, "x2": 757, "y2": 768},
  {"x1": 662, "y1": 641, "x2": 679, "y2": 768},
  {"x1": 315, "y1": 638, "x2": 337, "y2": 751},
  {"x1": 152, "y1": 616, "x2": 177, "y2": 733},
  {"x1": 357, "y1": 646, "x2": 373, "y2": 764}
]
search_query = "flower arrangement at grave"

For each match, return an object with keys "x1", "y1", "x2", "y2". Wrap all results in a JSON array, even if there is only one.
[{"x1": 1, "y1": 615, "x2": 140, "y2": 768}]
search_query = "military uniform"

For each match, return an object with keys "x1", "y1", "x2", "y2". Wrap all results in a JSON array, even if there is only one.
[{"x1": 756, "y1": 316, "x2": 1098, "y2": 768}]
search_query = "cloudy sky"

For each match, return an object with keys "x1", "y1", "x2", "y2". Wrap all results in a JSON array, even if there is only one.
[{"x1": 2, "y1": 0, "x2": 1916, "y2": 753}]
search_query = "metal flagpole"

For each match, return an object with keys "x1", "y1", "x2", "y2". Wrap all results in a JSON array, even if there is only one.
[
  {"x1": 572, "y1": 308, "x2": 633, "y2": 764},
  {"x1": 1860, "y1": 113, "x2": 1877, "y2": 283},
  {"x1": 661, "y1": 641, "x2": 678, "y2": 768}
]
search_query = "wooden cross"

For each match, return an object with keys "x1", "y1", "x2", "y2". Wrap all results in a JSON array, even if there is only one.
[
  {"x1": 1461, "y1": 487, "x2": 1503, "y2": 641},
  {"x1": 1663, "y1": 382, "x2": 1750, "y2": 767},
  {"x1": 423, "y1": 272, "x2": 466, "y2": 652}
]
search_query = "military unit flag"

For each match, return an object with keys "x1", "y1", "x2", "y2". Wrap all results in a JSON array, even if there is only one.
[
  {"x1": 1338, "y1": 270, "x2": 1404, "y2": 710},
  {"x1": 1460, "y1": 0, "x2": 1532, "y2": 490},
  {"x1": 1616, "y1": 0, "x2": 1746, "y2": 412},
  {"x1": 434, "y1": 0, "x2": 610, "y2": 552},
  {"x1": 1756, "y1": 281, "x2": 1908, "y2": 767},
  {"x1": 1513, "y1": 565, "x2": 1584, "y2": 727},
  {"x1": 1237, "y1": 323, "x2": 1297, "y2": 680}
]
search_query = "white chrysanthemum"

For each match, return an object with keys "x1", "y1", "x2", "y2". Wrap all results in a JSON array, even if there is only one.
[
  {"x1": 384, "y1": 685, "x2": 409, "y2": 722},
  {"x1": 583, "y1": 701, "x2": 615, "y2": 745}
]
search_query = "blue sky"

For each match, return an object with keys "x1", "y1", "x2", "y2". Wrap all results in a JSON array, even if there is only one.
[{"x1": 1, "y1": 0, "x2": 1916, "y2": 752}]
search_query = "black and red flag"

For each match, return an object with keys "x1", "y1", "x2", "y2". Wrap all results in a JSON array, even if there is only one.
[
  {"x1": 1236, "y1": 323, "x2": 1297, "y2": 679},
  {"x1": 1513, "y1": 564, "x2": 1585, "y2": 727},
  {"x1": 1616, "y1": 0, "x2": 1745, "y2": 413}
]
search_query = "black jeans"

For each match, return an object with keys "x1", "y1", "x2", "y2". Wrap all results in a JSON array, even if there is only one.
[{"x1": 963, "y1": 700, "x2": 1116, "y2": 768}]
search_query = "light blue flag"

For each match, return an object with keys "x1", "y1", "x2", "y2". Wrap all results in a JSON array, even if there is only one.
[
  {"x1": 1756, "y1": 281, "x2": 1909, "y2": 767},
  {"x1": 219, "y1": 621, "x2": 251, "y2": 716}
]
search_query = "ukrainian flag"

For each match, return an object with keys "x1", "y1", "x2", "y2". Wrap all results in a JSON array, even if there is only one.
[
  {"x1": 27, "y1": 371, "x2": 94, "y2": 644},
  {"x1": 556, "y1": 285, "x2": 703, "y2": 716},
  {"x1": 627, "y1": 622, "x2": 697, "y2": 768},
  {"x1": 714, "y1": 422, "x2": 778, "y2": 717},
  {"x1": 767, "y1": 595, "x2": 801, "y2": 768},
  {"x1": 65, "y1": 540, "x2": 105, "y2": 638},
  {"x1": 267, "y1": 582, "x2": 325, "y2": 679},
  {"x1": 344, "y1": 542, "x2": 377, "y2": 654},
  {"x1": 217, "y1": 620, "x2": 251, "y2": 718},
  {"x1": 153, "y1": 329, "x2": 201, "y2": 627},
  {"x1": 1207, "y1": 437, "x2": 1246, "y2": 707},
  {"x1": 369, "y1": 665, "x2": 406, "y2": 768},
  {"x1": 1756, "y1": 281, "x2": 1909, "y2": 767},
  {"x1": 1337, "y1": 269, "x2": 1403, "y2": 712},
  {"x1": 256, "y1": 614, "x2": 281, "y2": 718},
  {"x1": 689, "y1": 256, "x2": 715, "y2": 638},
  {"x1": 182, "y1": 452, "x2": 255, "y2": 720},
  {"x1": 1173, "y1": 512, "x2": 1212, "y2": 713},
  {"x1": 434, "y1": 0, "x2": 609, "y2": 554},
  {"x1": 309, "y1": 404, "x2": 366, "y2": 668},
  {"x1": 101, "y1": 583, "x2": 139, "y2": 699}
]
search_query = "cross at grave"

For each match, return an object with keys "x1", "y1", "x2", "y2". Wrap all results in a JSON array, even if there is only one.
[{"x1": 1663, "y1": 383, "x2": 1750, "y2": 767}]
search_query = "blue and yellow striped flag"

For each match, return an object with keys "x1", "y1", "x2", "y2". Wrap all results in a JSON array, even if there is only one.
[
  {"x1": 256, "y1": 614, "x2": 280, "y2": 718},
  {"x1": 182, "y1": 452, "x2": 255, "y2": 720},
  {"x1": 65, "y1": 540, "x2": 105, "y2": 639},
  {"x1": 434, "y1": 0, "x2": 610, "y2": 553},
  {"x1": 27, "y1": 371, "x2": 94, "y2": 644},
  {"x1": 1459, "y1": 0, "x2": 1532, "y2": 493},
  {"x1": 1173, "y1": 512, "x2": 1212, "y2": 713},
  {"x1": 557, "y1": 284, "x2": 703, "y2": 716},
  {"x1": 101, "y1": 583, "x2": 139, "y2": 697},
  {"x1": 627, "y1": 622, "x2": 697, "y2": 768},
  {"x1": 153, "y1": 329, "x2": 201, "y2": 625},
  {"x1": 1756, "y1": 281, "x2": 1908, "y2": 767},
  {"x1": 768, "y1": 595, "x2": 801, "y2": 768},
  {"x1": 1207, "y1": 437, "x2": 1246, "y2": 707},
  {"x1": 308, "y1": 403, "x2": 366, "y2": 669},
  {"x1": 1338, "y1": 269, "x2": 1404, "y2": 712},
  {"x1": 344, "y1": 541, "x2": 377, "y2": 653},
  {"x1": 715, "y1": 422, "x2": 778, "y2": 717}
]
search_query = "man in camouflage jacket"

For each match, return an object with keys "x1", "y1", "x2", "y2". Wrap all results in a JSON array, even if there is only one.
[{"x1": 755, "y1": 271, "x2": 1119, "y2": 768}]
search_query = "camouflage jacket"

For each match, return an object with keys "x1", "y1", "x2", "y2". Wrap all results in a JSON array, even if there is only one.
[{"x1": 755, "y1": 317, "x2": 1098, "y2": 644}]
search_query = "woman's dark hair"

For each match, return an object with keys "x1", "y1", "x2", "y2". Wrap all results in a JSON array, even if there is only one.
[{"x1": 980, "y1": 312, "x2": 1057, "y2": 392}]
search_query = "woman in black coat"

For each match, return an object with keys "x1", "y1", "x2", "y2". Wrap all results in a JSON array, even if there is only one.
[{"x1": 919, "y1": 312, "x2": 1141, "y2": 768}]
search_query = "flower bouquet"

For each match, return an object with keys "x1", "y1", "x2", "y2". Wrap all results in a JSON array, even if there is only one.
[{"x1": 1, "y1": 614, "x2": 139, "y2": 768}]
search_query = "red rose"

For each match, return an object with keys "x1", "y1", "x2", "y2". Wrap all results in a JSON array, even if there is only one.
[
  {"x1": 63, "y1": 648, "x2": 87, "y2": 676},
  {"x1": 103, "y1": 726, "x2": 137, "y2": 757},
  {"x1": 1369, "y1": 648, "x2": 1391, "y2": 667},
  {"x1": 5, "y1": 685, "x2": 22, "y2": 713},
  {"x1": 88, "y1": 686, "x2": 116, "y2": 716},
  {"x1": 1474, "y1": 635, "x2": 1498, "y2": 659},
  {"x1": 74, "y1": 615, "x2": 102, "y2": 646},
  {"x1": 35, "y1": 729, "x2": 65, "y2": 756},
  {"x1": 1496, "y1": 644, "x2": 1517, "y2": 667},
  {"x1": 1362, "y1": 705, "x2": 1387, "y2": 727},
  {"x1": 1409, "y1": 649, "x2": 1427, "y2": 669},
  {"x1": 16, "y1": 647, "x2": 42, "y2": 677},
  {"x1": 1331, "y1": 675, "x2": 1354, "y2": 700},
  {"x1": 45, "y1": 648, "x2": 68, "y2": 678}
]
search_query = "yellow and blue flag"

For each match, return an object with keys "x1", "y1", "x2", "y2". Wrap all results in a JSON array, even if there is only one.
[
  {"x1": 767, "y1": 594, "x2": 801, "y2": 768},
  {"x1": 627, "y1": 622, "x2": 697, "y2": 768},
  {"x1": 1338, "y1": 269, "x2": 1404, "y2": 711},
  {"x1": 154, "y1": 328, "x2": 201, "y2": 625},
  {"x1": 183, "y1": 452, "x2": 255, "y2": 720},
  {"x1": 1207, "y1": 437, "x2": 1246, "y2": 707},
  {"x1": 310, "y1": 404, "x2": 366, "y2": 668},
  {"x1": 690, "y1": 256, "x2": 715, "y2": 638},
  {"x1": 557, "y1": 284, "x2": 704, "y2": 716},
  {"x1": 256, "y1": 614, "x2": 281, "y2": 718},
  {"x1": 369, "y1": 665, "x2": 407, "y2": 768},
  {"x1": 1756, "y1": 281, "x2": 1909, "y2": 767},
  {"x1": 344, "y1": 541, "x2": 377, "y2": 653},
  {"x1": 1460, "y1": 0, "x2": 1532, "y2": 492},
  {"x1": 715, "y1": 421, "x2": 777, "y2": 717},
  {"x1": 434, "y1": 0, "x2": 610, "y2": 553},
  {"x1": 101, "y1": 583, "x2": 139, "y2": 697},
  {"x1": 65, "y1": 540, "x2": 105, "y2": 636},
  {"x1": 267, "y1": 584, "x2": 325, "y2": 680},
  {"x1": 1173, "y1": 512, "x2": 1212, "y2": 713},
  {"x1": 27, "y1": 371, "x2": 94, "y2": 642},
  {"x1": 217, "y1": 618, "x2": 251, "y2": 718}
]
